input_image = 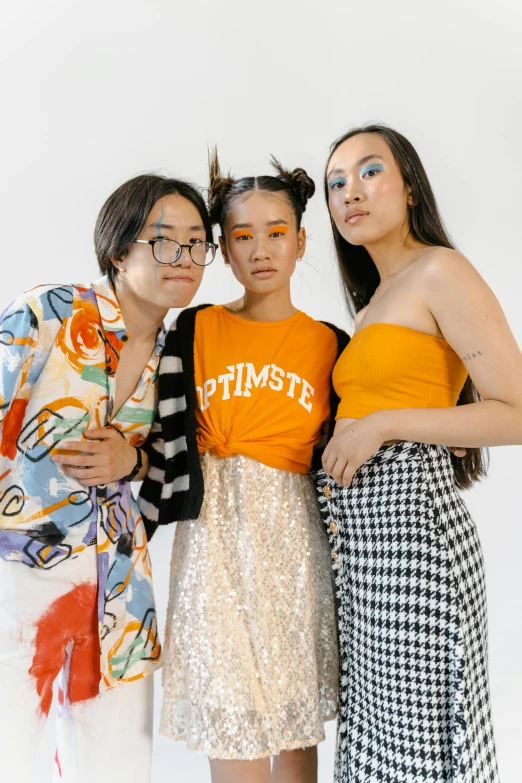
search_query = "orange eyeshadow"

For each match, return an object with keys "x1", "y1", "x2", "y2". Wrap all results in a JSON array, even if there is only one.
[
  {"x1": 270, "y1": 225, "x2": 288, "y2": 235},
  {"x1": 232, "y1": 229, "x2": 254, "y2": 239}
]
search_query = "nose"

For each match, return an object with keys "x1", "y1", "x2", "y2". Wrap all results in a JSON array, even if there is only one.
[
  {"x1": 343, "y1": 178, "x2": 363, "y2": 205},
  {"x1": 251, "y1": 235, "x2": 270, "y2": 261},
  {"x1": 172, "y1": 245, "x2": 192, "y2": 267}
]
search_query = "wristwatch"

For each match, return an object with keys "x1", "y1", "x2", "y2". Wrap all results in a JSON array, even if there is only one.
[{"x1": 125, "y1": 446, "x2": 143, "y2": 482}]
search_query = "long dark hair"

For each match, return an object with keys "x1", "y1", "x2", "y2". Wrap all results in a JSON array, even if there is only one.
[
  {"x1": 208, "y1": 148, "x2": 315, "y2": 234},
  {"x1": 95, "y1": 174, "x2": 213, "y2": 284},
  {"x1": 325, "y1": 123, "x2": 487, "y2": 489}
]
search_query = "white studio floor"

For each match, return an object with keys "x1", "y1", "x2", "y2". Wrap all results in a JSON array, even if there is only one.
[
  {"x1": 32, "y1": 520, "x2": 337, "y2": 782},
  {"x1": 33, "y1": 677, "x2": 338, "y2": 782}
]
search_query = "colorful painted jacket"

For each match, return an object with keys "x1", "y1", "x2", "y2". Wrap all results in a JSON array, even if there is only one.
[{"x1": 0, "y1": 276, "x2": 164, "y2": 690}]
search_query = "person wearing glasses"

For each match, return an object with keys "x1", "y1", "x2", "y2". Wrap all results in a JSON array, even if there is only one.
[
  {"x1": 0, "y1": 173, "x2": 216, "y2": 783},
  {"x1": 139, "y1": 152, "x2": 348, "y2": 783}
]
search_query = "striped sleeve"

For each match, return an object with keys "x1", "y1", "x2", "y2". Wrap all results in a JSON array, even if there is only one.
[
  {"x1": 138, "y1": 415, "x2": 164, "y2": 538},
  {"x1": 138, "y1": 321, "x2": 189, "y2": 538}
]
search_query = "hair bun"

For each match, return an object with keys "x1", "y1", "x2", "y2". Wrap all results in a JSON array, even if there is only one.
[
  {"x1": 208, "y1": 146, "x2": 235, "y2": 226},
  {"x1": 288, "y1": 167, "x2": 316, "y2": 204},
  {"x1": 269, "y1": 155, "x2": 315, "y2": 211}
]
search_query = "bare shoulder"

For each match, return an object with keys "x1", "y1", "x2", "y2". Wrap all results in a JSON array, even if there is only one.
[
  {"x1": 353, "y1": 305, "x2": 369, "y2": 328},
  {"x1": 415, "y1": 247, "x2": 488, "y2": 293},
  {"x1": 419, "y1": 247, "x2": 474, "y2": 278}
]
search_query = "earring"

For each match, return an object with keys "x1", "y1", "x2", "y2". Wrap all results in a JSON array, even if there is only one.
[{"x1": 297, "y1": 257, "x2": 303, "y2": 262}]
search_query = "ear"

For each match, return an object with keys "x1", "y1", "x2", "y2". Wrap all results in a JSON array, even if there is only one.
[
  {"x1": 111, "y1": 250, "x2": 128, "y2": 273},
  {"x1": 296, "y1": 227, "x2": 307, "y2": 259},
  {"x1": 406, "y1": 187, "x2": 414, "y2": 207},
  {"x1": 219, "y1": 236, "x2": 230, "y2": 266},
  {"x1": 110, "y1": 257, "x2": 124, "y2": 274}
]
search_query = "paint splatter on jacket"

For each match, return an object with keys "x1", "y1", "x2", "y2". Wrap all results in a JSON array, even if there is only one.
[{"x1": 0, "y1": 276, "x2": 164, "y2": 690}]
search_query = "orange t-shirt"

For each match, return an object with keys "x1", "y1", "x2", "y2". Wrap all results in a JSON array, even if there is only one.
[{"x1": 194, "y1": 305, "x2": 338, "y2": 474}]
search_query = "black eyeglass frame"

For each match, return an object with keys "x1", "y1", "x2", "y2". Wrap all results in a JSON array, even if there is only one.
[{"x1": 133, "y1": 238, "x2": 217, "y2": 266}]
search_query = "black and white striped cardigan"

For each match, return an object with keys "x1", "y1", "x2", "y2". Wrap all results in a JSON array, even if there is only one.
[{"x1": 138, "y1": 304, "x2": 349, "y2": 539}]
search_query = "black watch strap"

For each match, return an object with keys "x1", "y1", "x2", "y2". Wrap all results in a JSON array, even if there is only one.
[{"x1": 125, "y1": 446, "x2": 143, "y2": 482}]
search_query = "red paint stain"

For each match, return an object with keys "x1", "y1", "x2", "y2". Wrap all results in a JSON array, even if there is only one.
[
  {"x1": 29, "y1": 582, "x2": 100, "y2": 715},
  {"x1": 0, "y1": 398, "x2": 28, "y2": 459},
  {"x1": 54, "y1": 749, "x2": 62, "y2": 778}
]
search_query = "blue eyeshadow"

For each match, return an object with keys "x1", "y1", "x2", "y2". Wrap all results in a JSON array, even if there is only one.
[
  {"x1": 328, "y1": 177, "x2": 346, "y2": 190},
  {"x1": 360, "y1": 163, "x2": 384, "y2": 177}
]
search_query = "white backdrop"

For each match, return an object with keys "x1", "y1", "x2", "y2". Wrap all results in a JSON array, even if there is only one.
[{"x1": 1, "y1": 0, "x2": 521, "y2": 780}]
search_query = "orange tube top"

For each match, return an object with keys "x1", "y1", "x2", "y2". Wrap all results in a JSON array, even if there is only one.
[{"x1": 333, "y1": 323, "x2": 468, "y2": 419}]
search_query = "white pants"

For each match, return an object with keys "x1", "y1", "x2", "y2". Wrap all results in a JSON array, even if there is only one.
[{"x1": 0, "y1": 551, "x2": 153, "y2": 783}]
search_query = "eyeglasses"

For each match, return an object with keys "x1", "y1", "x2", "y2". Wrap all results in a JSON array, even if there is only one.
[{"x1": 134, "y1": 238, "x2": 217, "y2": 266}]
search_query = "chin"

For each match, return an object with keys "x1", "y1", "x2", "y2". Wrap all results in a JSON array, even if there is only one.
[
  {"x1": 340, "y1": 226, "x2": 384, "y2": 247},
  {"x1": 163, "y1": 292, "x2": 195, "y2": 309},
  {"x1": 138, "y1": 290, "x2": 189, "y2": 312},
  {"x1": 249, "y1": 280, "x2": 285, "y2": 295},
  {"x1": 340, "y1": 233, "x2": 366, "y2": 246},
  {"x1": 160, "y1": 281, "x2": 200, "y2": 310}
]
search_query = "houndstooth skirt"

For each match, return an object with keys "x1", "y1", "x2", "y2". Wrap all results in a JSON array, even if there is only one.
[{"x1": 316, "y1": 441, "x2": 499, "y2": 783}]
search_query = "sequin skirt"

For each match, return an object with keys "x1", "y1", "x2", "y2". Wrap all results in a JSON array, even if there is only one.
[{"x1": 160, "y1": 452, "x2": 339, "y2": 760}]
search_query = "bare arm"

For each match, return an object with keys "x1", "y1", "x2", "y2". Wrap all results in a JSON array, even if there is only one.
[
  {"x1": 380, "y1": 251, "x2": 522, "y2": 446},
  {"x1": 322, "y1": 250, "x2": 522, "y2": 484}
]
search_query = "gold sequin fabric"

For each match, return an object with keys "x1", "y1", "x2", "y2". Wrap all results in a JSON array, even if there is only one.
[{"x1": 160, "y1": 452, "x2": 339, "y2": 760}]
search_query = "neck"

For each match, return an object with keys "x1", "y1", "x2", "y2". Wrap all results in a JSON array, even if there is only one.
[
  {"x1": 364, "y1": 221, "x2": 428, "y2": 280},
  {"x1": 229, "y1": 284, "x2": 297, "y2": 322},
  {"x1": 113, "y1": 278, "x2": 167, "y2": 342}
]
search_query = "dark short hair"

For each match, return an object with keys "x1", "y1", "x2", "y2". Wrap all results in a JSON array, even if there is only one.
[{"x1": 94, "y1": 174, "x2": 213, "y2": 283}]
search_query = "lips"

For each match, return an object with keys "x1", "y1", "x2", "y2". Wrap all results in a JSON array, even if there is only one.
[
  {"x1": 252, "y1": 266, "x2": 277, "y2": 276},
  {"x1": 163, "y1": 275, "x2": 194, "y2": 283},
  {"x1": 345, "y1": 210, "x2": 369, "y2": 223}
]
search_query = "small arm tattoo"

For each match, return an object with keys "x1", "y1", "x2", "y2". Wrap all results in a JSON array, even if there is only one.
[{"x1": 462, "y1": 350, "x2": 483, "y2": 362}]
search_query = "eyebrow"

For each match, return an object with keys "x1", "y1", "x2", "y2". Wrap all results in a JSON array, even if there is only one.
[
  {"x1": 230, "y1": 219, "x2": 289, "y2": 230},
  {"x1": 327, "y1": 154, "x2": 384, "y2": 180},
  {"x1": 145, "y1": 222, "x2": 205, "y2": 231}
]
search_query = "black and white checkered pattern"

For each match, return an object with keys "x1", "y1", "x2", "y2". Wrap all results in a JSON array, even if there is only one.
[
  {"x1": 138, "y1": 305, "x2": 349, "y2": 539},
  {"x1": 138, "y1": 305, "x2": 211, "y2": 538},
  {"x1": 316, "y1": 441, "x2": 499, "y2": 783}
]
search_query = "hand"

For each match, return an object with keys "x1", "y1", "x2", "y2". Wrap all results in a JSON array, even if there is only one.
[
  {"x1": 322, "y1": 413, "x2": 387, "y2": 487},
  {"x1": 51, "y1": 427, "x2": 138, "y2": 487},
  {"x1": 448, "y1": 446, "x2": 467, "y2": 457}
]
